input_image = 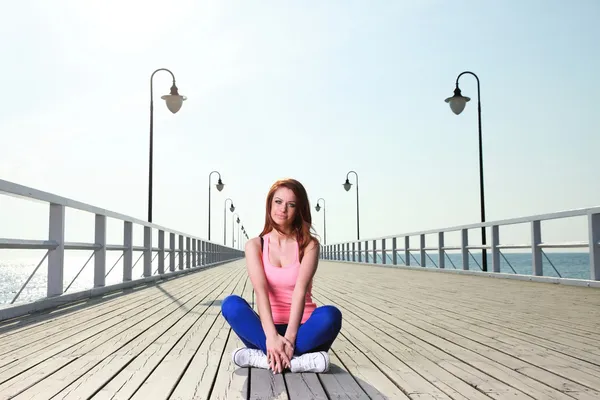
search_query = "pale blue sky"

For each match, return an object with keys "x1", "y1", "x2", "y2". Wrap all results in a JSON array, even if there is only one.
[{"x1": 1, "y1": 0, "x2": 599, "y2": 249}]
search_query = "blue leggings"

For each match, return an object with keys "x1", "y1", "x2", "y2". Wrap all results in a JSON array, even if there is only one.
[{"x1": 221, "y1": 295, "x2": 342, "y2": 355}]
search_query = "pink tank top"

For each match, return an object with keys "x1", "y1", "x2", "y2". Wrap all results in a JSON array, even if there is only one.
[{"x1": 262, "y1": 234, "x2": 317, "y2": 324}]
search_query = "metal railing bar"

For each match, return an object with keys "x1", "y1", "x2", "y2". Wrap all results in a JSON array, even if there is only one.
[
  {"x1": 499, "y1": 251, "x2": 518, "y2": 274},
  {"x1": 0, "y1": 239, "x2": 58, "y2": 250},
  {"x1": 105, "y1": 253, "x2": 124, "y2": 278},
  {"x1": 542, "y1": 250, "x2": 563, "y2": 278},
  {"x1": 468, "y1": 251, "x2": 483, "y2": 270},
  {"x1": 444, "y1": 253, "x2": 457, "y2": 269},
  {"x1": 131, "y1": 252, "x2": 144, "y2": 270},
  {"x1": 11, "y1": 250, "x2": 50, "y2": 304},
  {"x1": 64, "y1": 242, "x2": 102, "y2": 251},
  {"x1": 64, "y1": 251, "x2": 96, "y2": 292},
  {"x1": 425, "y1": 251, "x2": 438, "y2": 268}
]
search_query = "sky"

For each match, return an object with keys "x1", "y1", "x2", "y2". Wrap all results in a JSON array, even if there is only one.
[{"x1": 1, "y1": 0, "x2": 599, "y2": 252}]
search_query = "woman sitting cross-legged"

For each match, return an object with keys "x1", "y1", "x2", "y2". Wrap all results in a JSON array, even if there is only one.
[{"x1": 221, "y1": 178, "x2": 342, "y2": 374}]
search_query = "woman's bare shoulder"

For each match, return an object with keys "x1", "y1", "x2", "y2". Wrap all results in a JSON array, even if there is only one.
[{"x1": 245, "y1": 236, "x2": 262, "y2": 252}]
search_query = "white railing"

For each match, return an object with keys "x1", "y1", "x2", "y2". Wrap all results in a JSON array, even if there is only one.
[
  {"x1": 0, "y1": 178, "x2": 243, "y2": 320},
  {"x1": 321, "y1": 206, "x2": 600, "y2": 286}
]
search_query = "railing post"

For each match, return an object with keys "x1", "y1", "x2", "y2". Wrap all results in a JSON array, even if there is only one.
[
  {"x1": 48, "y1": 204, "x2": 65, "y2": 297},
  {"x1": 358, "y1": 241, "x2": 362, "y2": 263},
  {"x1": 94, "y1": 214, "x2": 106, "y2": 287},
  {"x1": 158, "y1": 230, "x2": 165, "y2": 274},
  {"x1": 143, "y1": 226, "x2": 152, "y2": 277},
  {"x1": 382, "y1": 239, "x2": 387, "y2": 264},
  {"x1": 392, "y1": 237, "x2": 397, "y2": 265},
  {"x1": 186, "y1": 237, "x2": 191, "y2": 269},
  {"x1": 420, "y1": 234, "x2": 426, "y2": 267},
  {"x1": 364, "y1": 240, "x2": 369, "y2": 263},
  {"x1": 589, "y1": 213, "x2": 599, "y2": 280},
  {"x1": 192, "y1": 239, "x2": 197, "y2": 267},
  {"x1": 123, "y1": 221, "x2": 133, "y2": 281},
  {"x1": 531, "y1": 220, "x2": 543, "y2": 276},
  {"x1": 201, "y1": 240, "x2": 205, "y2": 266},
  {"x1": 352, "y1": 242, "x2": 356, "y2": 262},
  {"x1": 438, "y1": 232, "x2": 445, "y2": 269},
  {"x1": 179, "y1": 235, "x2": 184, "y2": 269},
  {"x1": 372, "y1": 240, "x2": 376, "y2": 264},
  {"x1": 491, "y1": 225, "x2": 500, "y2": 273},
  {"x1": 461, "y1": 229, "x2": 469, "y2": 270},
  {"x1": 404, "y1": 236, "x2": 410, "y2": 266},
  {"x1": 169, "y1": 233, "x2": 176, "y2": 272}
]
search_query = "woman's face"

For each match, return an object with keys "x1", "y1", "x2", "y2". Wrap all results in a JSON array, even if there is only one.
[{"x1": 271, "y1": 187, "x2": 297, "y2": 228}]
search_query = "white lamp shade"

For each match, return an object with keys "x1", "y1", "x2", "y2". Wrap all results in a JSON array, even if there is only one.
[
  {"x1": 445, "y1": 94, "x2": 470, "y2": 115},
  {"x1": 161, "y1": 94, "x2": 187, "y2": 114}
]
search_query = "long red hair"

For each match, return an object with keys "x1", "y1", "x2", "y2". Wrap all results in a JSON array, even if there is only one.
[{"x1": 260, "y1": 179, "x2": 319, "y2": 261}]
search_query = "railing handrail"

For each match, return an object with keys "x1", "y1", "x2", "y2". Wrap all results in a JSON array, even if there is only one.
[
  {"x1": 0, "y1": 178, "x2": 211, "y2": 242},
  {"x1": 327, "y1": 205, "x2": 600, "y2": 245}
]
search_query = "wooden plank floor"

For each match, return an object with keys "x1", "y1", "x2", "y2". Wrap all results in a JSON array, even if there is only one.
[{"x1": 0, "y1": 260, "x2": 599, "y2": 399}]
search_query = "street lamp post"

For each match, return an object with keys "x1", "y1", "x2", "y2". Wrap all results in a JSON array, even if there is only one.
[
  {"x1": 232, "y1": 213, "x2": 239, "y2": 248},
  {"x1": 224, "y1": 198, "x2": 235, "y2": 246},
  {"x1": 445, "y1": 70, "x2": 487, "y2": 271},
  {"x1": 343, "y1": 171, "x2": 360, "y2": 240},
  {"x1": 315, "y1": 198, "x2": 326, "y2": 245},
  {"x1": 148, "y1": 68, "x2": 186, "y2": 222},
  {"x1": 208, "y1": 171, "x2": 225, "y2": 241}
]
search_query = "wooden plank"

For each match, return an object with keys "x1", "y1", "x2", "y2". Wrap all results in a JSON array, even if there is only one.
[
  {"x1": 0, "y1": 263, "x2": 240, "y2": 364},
  {"x1": 3, "y1": 266, "x2": 241, "y2": 399},
  {"x1": 53, "y1": 266, "x2": 246, "y2": 400},
  {"x1": 0, "y1": 272, "x2": 205, "y2": 362},
  {"x1": 125, "y1": 270, "x2": 247, "y2": 399},
  {"x1": 327, "y1": 333, "x2": 407, "y2": 399},
  {"x1": 249, "y1": 276, "x2": 288, "y2": 400},
  {"x1": 0, "y1": 267, "x2": 219, "y2": 387},
  {"x1": 322, "y1": 272, "x2": 600, "y2": 395},
  {"x1": 208, "y1": 266, "x2": 255, "y2": 400},
  {"x1": 314, "y1": 290, "x2": 492, "y2": 400},
  {"x1": 284, "y1": 373, "x2": 328, "y2": 400},
  {"x1": 169, "y1": 277, "x2": 250, "y2": 400},
  {"x1": 0, "y1": 263, "x2": 236, "y2": 342},
  {"x1": 316, "y1": 276, "x2": 600, "y2": 400}
]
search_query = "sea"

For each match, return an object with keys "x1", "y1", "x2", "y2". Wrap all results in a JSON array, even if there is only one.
[{"x1": 0, "y1": 251, "x2": 593, "y2": 308}]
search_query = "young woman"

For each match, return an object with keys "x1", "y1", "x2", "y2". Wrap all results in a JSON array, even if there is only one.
[{"x1": 221, "y1": 178, "x2": 342, "y2": 374}]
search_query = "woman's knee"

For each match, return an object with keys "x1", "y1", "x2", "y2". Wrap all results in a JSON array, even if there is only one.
[
  {"x1": 318, "y1": 305, "x2": 342, "y2": 330},
  {"x1": 221, "y1": 294, "x2": 246, "y2": 320}
]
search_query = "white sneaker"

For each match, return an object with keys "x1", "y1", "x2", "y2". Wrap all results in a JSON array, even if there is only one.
[
  {"x1": 290, "y1": 351, "x2": 330, "y2": 373},
  {"x1": 232, "y1": 347, "x2": 270, "y2": 369}
]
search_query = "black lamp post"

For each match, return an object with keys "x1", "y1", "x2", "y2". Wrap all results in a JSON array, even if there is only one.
[
  {"x1": 148, "y1": 68, "x2": 186, "y2": 223},
  {"x1": 445, "y1": 71, "x2": 487, "y2": 271},
  {"x1": 315, "y1": 198, "x2": 326, "y2": 245},
  {"x1": 208, "y1": 171, "x2": 225, "y2": 240},
  {"x1": 224, "y1": 198, "x2": 235, "y2": 246},
  {"x1": 343, "y1": 171, "x2": 360, "y2": 240}
]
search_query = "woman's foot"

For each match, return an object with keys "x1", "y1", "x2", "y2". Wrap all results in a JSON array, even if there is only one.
[
  {"x1": 290, "y1": 351, "x2": 330, "y2": 373},
  {"x1": 232, "y1": 347, "x2": 269, "y2": 369}
]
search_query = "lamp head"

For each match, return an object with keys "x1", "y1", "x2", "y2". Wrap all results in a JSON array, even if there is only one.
[
  {"x1": 445, "y1": 87, "x2": 470, "y2": 115},
  {"x1": 216, "y1": 178, "x2": 224, "y2": 192},
  {"x1": 343, "y1": 178, "x2": 352, "y2": 191},
  {"x1": 161, "y1": 84, "x2": 187, "y2": 114}
]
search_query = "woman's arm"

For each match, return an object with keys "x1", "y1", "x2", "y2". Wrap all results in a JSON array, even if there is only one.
[
  {"x1": 245, "y1": 237, "x2": 292, "y2": 372},
  {"x1": 284, "y1": 239, "x2": 320, "y2": 346},
  {"x1": 245, "y1": 238, "x2": 278, "y2": 338}
]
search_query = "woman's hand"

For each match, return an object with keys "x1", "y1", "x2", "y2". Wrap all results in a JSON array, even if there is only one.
[{"x1": 266, "y1": 334, "x2": 293, "y2": 373}]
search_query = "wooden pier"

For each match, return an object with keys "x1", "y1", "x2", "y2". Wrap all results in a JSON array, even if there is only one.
[{"x1": 1, "y1": 260, "x2": 599, "y2": 399}]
